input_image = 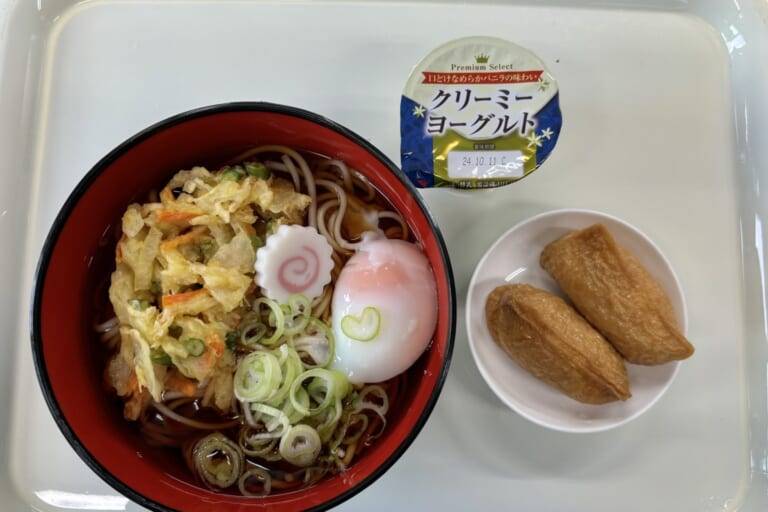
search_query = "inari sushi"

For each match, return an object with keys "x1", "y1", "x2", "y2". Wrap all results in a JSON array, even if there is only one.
[
  {"x1": 540, "y1": 223, "x2": 694, "y2": 365},
  {"x1": 485, "y1": 284, "x2": 630, "y2": 404}
]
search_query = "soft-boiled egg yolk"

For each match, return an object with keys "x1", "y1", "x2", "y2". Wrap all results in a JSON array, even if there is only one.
[{"x1": 330, "y1": 237, "x2": 438, "y2": 384}]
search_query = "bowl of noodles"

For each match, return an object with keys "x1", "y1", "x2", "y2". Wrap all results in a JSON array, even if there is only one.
[{"x1": 31, "y1": 102, "x2": 455, "y2": 511}]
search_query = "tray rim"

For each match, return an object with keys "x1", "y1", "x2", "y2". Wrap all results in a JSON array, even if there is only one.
[{"x1": 1, "y1": 0, "x2": 767, "y2": 511}]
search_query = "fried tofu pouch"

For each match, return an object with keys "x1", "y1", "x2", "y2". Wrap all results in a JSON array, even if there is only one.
[
  {"x1": 485, "y1": 284, "x2": 630, "y2": 404},
  {"x1": 540, "y1": 224, "x2": 694, "y2": 365}
]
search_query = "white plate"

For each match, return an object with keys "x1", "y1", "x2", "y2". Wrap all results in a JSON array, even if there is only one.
[{"x1": 466, "y1": 209, "x2": 687, "y2": 433}]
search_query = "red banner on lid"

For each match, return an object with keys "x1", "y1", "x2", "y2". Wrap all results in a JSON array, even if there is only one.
[{"x1": 422, "y1": 70, "x2": 544, "y2": 85}]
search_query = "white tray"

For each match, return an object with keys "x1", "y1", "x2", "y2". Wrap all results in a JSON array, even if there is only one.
[{"x1": 1, "y1": 0, "x2": 767, "y2": 510}]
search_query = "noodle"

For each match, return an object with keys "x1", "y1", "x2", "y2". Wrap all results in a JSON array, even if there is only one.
[
  {"x1": 264, "y1": 160, "x2": 301, "y2": 191},
  {"x1": 315, "y1": 179, "x2": 359, "y2": 252},
  {"x1": 316, "y1": 158, "x2": 353, "y2": 191},
  {"x1": 377, "y1": 211, "x2": 409, "y2": 240}
]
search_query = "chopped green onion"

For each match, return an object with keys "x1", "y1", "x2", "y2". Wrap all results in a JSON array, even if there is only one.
[
  {"x1": 279, "y1": 424, "x2": 321, "y2": 467},
  {"x1": 239, "y1": 428, "x2": 279, "y2": 458},
  {"x1": 220, "y1": 165, "x2": 245, "y2": 181},
  {"x1": 238, "y1": 467, "x2": 272, "y2": 497},
  {"x1": 227, "y1": 309, "x2": 361, "y2": 472},
  {"x1": 244, "y1": 161, "x2": 270, "y2": 179},
  {"x1": 265, "y1": 219, "x2": 277, "y2": 236},
  {"x1": 225, "y1": 331, "x2": 239, "y2": 350},
  {"x1": 183, "y1": 337, "x2": 206, "y2": 356},
  {"x1": 150, "y1": 349, "x2": 172, "y2": 366},
  {"x1": 239, "y1": 321, "x2": 267, "y2": 345},
  {"x1": 250, "y1": 235, "x2": 264, "y2": 249},
  {"x1": 128, "y1": 298, "x2": 150, "y2": 311},
  {"x1": 266, "y1": 344, "x2": 303, "y2": 408},
  {"x1": 281, "y1": 386, "x2": 310, "y2": 424},
  {"x1": 168, "y1": 324, "x2": 183, "y2": 338},
  {"x1": 340, "y1": 306, "x2": 381, "y2": 342},
  {"x1": 252, "y1": 298, "x2": 285, "y2": 345},
  {"x1": 283, "y1": 294, "x2": 311, "y2": 336},
  {"x1": 293, "y1": 318, "x2": 334, "y2": 369},
  {"x1": 289, "y1": 368, "x2": 350, "y2": 417},
  {"x1": 333, "y1": 412, "x2": 368, "y2": 449},
  {"x1": 192, "y1": 433, "x2": 244, "y2": 489},
  {"x1": 199, "y1": 239, "x2": 217, "y2": 259},
  {"x1": 315, "y1": 397, "x2": 343, "y2": 442},
  {"x1": 353, "y1": 384, "x2": 390, "y2": 417},
  {"x1": 268, "y1": 305, "x2": 290, "y2": 327},
  {"x1": 234, "y1": 351, "x2": 283, "y2": 402},
  {"x1": 249, "y1": 403, "x2": 290, "y2": 439}
]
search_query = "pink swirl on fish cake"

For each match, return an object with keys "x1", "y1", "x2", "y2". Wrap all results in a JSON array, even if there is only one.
[{"x1": 278, "y1": 245, "x2": 320, "y2": 294}]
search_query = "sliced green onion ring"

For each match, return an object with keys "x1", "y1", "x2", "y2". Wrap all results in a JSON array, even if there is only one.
[
  {"x1": 183, "y1": 337, "x2": 206, "y2": 356},
  {"x1": 238, "y1": 427, "x2": 280, "y2": 458},
  {"x1": 315, "y1": 397, "x2": 344, "y2": 442},
  {"x1": 253, "y1": 298, "x2": 285, "y2": 345},
  {"x1": 283, "y1": 386, "x2": 310, "y2": 424},
  {"x1": 128, "y1": 298, "x2": 150, "y2": 311},
  {"x1": 233, "y1": 351, "x2": 282, "y2": 402},
  {"x1": 343, "y1": 413, "x2": 370, "y2": 445},
  {"x1": 289, "y1": 368, "x2": 351, "y2": 417},
  {"x1": 266, "y1": 344, "x2": 303, "y2": 408},
  {"x1": 292, "y1": 318, "x2": 334, "y2": 369},
  {"x1": 239, "y1": 320, "x2": 268, "y2": 346},
  {"x1": 282, "y1": 294, "x2": 311, "y2": 336},
  {"x1": 268, "y1": 304, "x2": 291, "y2": 327},
  {"x1": 238, "y1": 467, "x2": 272, "y2": 497},
  {"x1": 340, "y1": 306, "x2": 381, "y2": 342},
  {"x1": 249, "y1": 403, "x2": 290, "y2": 440},
  {"x1": 353, "y1": 384, "x2": 390, "y2": 417},
  {"x1": 192, "y1": 432, "x2": 244, "y2": 489},
  {"x1": 279, "y1": 424, "x2": 322, "y2": 467},
  {"x1": 150, "y1": 348, "x2": 172, "y2": 366},
  {"x1": 244, "y1": 161, "x2": 270, "y2": 180},
  {"x1": 221, "y1": 165, "x2": 245, "y2": 181}
]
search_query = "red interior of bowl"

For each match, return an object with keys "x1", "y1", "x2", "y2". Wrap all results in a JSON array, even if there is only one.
[{"x1": 34, "y1": 104, "x2": 454, "y2": 512}]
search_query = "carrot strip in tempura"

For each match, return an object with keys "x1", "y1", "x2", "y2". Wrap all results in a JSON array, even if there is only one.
[
  {"x1": 160, "y1": 226, "x2": 206, "y2": 252},
  {"x1": 166, "y1": 371, "x2": 198, "y2": 397},
  {"x1": 156, "y1": 208, "x2": 204, "y2": 224},
  {"x1": 161, "y1": 288, "x2": 209, "y2": 308},
  {"x1": 207, "y1": 333, "x2": 225, "y2": 359}
]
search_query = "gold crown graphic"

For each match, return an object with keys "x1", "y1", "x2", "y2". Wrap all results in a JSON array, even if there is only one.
[{"x1": 474, "y1": 53, "x2": 490, "y2": 64}]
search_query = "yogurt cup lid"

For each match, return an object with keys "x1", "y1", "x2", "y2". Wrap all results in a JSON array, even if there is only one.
[{"x1": 400, "y1": 36, "x2": 562, "y2": 189}]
